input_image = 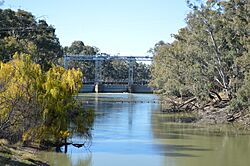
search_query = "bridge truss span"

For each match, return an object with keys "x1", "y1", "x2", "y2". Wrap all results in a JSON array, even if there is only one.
[
  {"x1": 63, "y1": 54, "x2": 153, "y2": 88},
  {"x1": 64, "y1": 54, "x2": 153, "y2": 62}
]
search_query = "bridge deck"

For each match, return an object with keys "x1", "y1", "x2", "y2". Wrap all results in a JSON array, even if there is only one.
[{"x1": 80, "y1": 83, "x2": 153, "y2": 93}]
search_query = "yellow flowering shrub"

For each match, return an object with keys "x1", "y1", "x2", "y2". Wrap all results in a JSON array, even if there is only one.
[{"x1": 0, "y1": 53, "x2": 83, "y2": 143}]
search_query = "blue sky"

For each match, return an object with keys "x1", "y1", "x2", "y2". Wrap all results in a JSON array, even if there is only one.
[{"x1": 2, "y1": 0, "x2": 189, "y2": 56}]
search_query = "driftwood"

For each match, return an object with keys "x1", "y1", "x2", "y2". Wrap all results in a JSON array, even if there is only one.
[
  {"x1": 227, "y1": 112, "x2": 241, "y2": 122},
  {"x1": 39, "y1": 140, "x2": 86, "y2": 153},
  {"x1": 72, "y1": 143, "x2": 85, "y2": 148},
  {"x1": 178, "y1": 97, "x2": 197, "y2": 109},
  {"x1": 209, "y1": 90, "x2": 222, "y2": 101},
  {"x1": 162, "y1": 90, "x2": 228, "y2": 113},
  {"x1": 162, "y1": 97, "x2": 198, "y2": 112}
]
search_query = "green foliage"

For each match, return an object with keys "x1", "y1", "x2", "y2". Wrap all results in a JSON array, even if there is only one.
[
  {"x1": 102, "y1": 60, "x2": 151, "y2": 83},
  {"x1": 231, "y1": 71, "x2": 250, "y2": 112},
  {"x1": 0, "y1": 9, "x2": 63, "y2": 70},
  {"x1": 64, "y1": 41, "x2": 98, "y2": 80},
  {"x1": 102, "y1": 60, "x2": 128, "y2": 81},
  {"x1": 64, "y1": 41, "x2": 99, "y2": 55},
  {"x1": 150, "y1": 0, "x2": 250, "y2": 105}
]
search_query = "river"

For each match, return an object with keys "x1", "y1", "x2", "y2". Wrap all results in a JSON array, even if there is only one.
[{"x1": 40, "y1": 93, "x2": 250, "y2": 166}]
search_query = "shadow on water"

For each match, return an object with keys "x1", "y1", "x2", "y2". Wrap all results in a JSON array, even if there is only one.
[{"x1": 39, "y1": 151, "x2": 92, "y2": 166}]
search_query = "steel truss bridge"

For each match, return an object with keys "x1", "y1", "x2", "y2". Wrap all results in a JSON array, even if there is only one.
[{"x1": 64, "y1": 54, "x2": 153, "y2": 85}]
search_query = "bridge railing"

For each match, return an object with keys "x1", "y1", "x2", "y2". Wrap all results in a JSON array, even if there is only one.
[
  {"x1": 64, "y1": 54, "x2": 153, "y2": 61},
  {"x1": 83, "y1": 79, "x2": 150, "y2": 85}
]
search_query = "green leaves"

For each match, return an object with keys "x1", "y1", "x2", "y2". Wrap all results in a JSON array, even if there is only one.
[
  {"x1": 0, "y1": 9, "x2": 63, "y2": 70},
  {"x1": 150, "y1": 0, "x2": 250, "y2": 103}
]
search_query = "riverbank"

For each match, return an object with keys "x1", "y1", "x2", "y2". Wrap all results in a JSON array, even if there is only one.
[
  {"x1": 196, "y1": 104, "x2": 250, "y2": 130},
  {"x1": 0, "y1": 140, "x2": 49, "y2": 166},
  {"x1": 160, "y1": 96, "x2": 250, "y2": 130}
]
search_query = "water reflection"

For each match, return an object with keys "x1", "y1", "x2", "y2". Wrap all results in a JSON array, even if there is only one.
[
  {"x1": 151, "y1": 109, "x2": 250, "y2": 166},
  {"x1": 40, "y1": 152, "x2": 92, "y2": 166},
  {"x1": 40, "y1": 93, "x2": 250, "y2": 166}
]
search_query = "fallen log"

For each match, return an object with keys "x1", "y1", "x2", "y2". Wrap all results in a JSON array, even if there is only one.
[{"x1": 178, "y1": 97, "x2": 197, "y2": 109}]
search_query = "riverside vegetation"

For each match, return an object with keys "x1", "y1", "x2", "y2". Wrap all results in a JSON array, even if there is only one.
[
  {"x1": 150, "y1": 0, "x2": 250, "y2": 128},
  {"x1": 0, "y1": 0, "x2": 250, "y2": 165},
  {"x1": 0, "y1": 53, "x2": 94, "y2": 165}
]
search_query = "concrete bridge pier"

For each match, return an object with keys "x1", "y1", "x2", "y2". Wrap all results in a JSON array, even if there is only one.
[
  {"x1": 94, "y1": 83, "x2": 103, "y2": 93},
  {"x1": 128, "y1": 84, "x2": 135, "y2": 93}
]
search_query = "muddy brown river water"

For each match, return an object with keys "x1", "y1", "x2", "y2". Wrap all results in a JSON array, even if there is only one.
[{"x1": 40, "y1": 93, "x2": 250, "y2": 166}]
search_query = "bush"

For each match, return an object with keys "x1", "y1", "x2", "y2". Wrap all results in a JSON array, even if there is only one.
[{"x1": 0, "y1": 53, "x2": 87, "y2": 144}]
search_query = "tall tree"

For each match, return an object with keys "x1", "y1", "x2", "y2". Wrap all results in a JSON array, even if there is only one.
[
  {"x1": 64, "y1": 40, "x2": 99, "y2": 80},
  {"x1": 0, "y1": 9, "x2": 63, "y2": 70},
  {"x1": 150, "y1": 0, "x2": 250, "y2": 104}
]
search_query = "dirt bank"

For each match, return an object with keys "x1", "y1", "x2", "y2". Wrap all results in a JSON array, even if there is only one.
[
  {"x1": 0, "y1": 140, "x2": 49, "y2": 166},
  {"x1": 160, "y1": 97, "x2": 250, "y2": 130}
]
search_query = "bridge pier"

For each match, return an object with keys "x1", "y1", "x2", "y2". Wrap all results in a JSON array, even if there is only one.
[
  {"x1": 94, "y1": 83, "x2": 103, "y2": 93},
  {"x1": 128, "y1": 84, "x2": 135, "y2": 93},
  {"x1": 128, "y1": 60, "x2": 134, "y2": 86}
]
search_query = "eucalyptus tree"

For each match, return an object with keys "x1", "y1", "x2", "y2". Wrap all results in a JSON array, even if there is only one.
[
  {"x1": 64, "y1": 40, "x2": 99, "y2": 80},
  {"x1": 0, "y1": 9, "x2": 63, "y2": 70},
  {"x1": 134, "y1": 62, "x2": 151, "y2": 83},
  {"x1": 150, "y1": 30, "x2": 194, "y2": 98},
  {"x1": 151, "y1": 0, "x2": 249, "y2": 104}
]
